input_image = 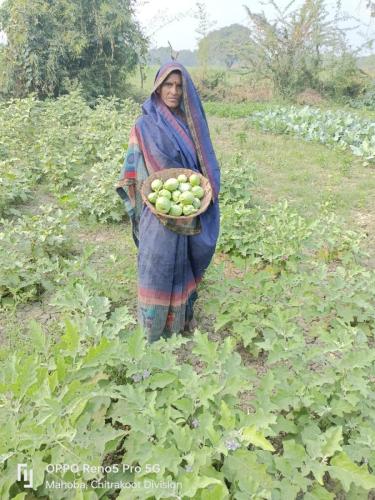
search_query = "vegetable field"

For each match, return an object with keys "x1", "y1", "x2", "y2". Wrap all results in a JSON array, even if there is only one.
[{"x1": 1, "y1": 91, "x2": 375, "y2": 499}]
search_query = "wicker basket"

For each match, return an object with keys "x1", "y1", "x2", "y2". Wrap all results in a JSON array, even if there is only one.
[{"x1": 141, "y1": 168, "x2": 212, "y2": 221}]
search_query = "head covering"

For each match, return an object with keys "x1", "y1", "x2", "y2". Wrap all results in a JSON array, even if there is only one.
[
  {"x1": 116, "y1": 63, "x2": 221, "y2": 343},
  {"x1": 140, "y1": 62, "x2": 220, "y2": 200}
]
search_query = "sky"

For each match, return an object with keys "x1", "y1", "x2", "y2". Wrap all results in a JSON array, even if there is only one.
[
  {"x1": 0, "y1": 0, "x2": 374, "y2": 54},
  {"x1": 135, "y1": 0, "x2": 375, "y2": 55}
]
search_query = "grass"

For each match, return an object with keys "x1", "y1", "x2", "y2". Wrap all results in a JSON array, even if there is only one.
[
  {"x1": 203, "y1": 101, "x2": 278, "y2": 118},
  {"x1": 204, "y1": 98, "x2": 375, "y2": 121},
  {"x1": 208, "y1": 115, "x2": 375, "y2": 264},
  {"x1": 1, "y1": 94, "x2": 374, "y2": 352}
]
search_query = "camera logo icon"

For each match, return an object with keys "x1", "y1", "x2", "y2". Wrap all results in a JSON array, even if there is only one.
[{"x1": 17, "y1": 464, "x2": 33, "y2": 489}]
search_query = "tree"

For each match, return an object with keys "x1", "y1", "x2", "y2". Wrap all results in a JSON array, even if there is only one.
[
  {"x1": 243, "y1": 0, "x2": 360, "y2": 97},
  {"x1": 148, "y1": 47, "x2": 197, "y2": 67},
  {"x1": 0, "y1": 0, "x2": 147, "y2": 101},
  {"x1": 134, "y1": 6, "x2": 192, "y2": 89},
  {"x1": 201, "y1": 24, "x2": 254, "y2": 69},
  {"x1": 194, "y1": 1, "x2": 216, "y2": 74}
]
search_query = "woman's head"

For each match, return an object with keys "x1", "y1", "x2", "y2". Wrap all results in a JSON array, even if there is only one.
[
  {"x1": 156, "y1": 70, "x2": 182, "y2": 111},
  {"x1": 144, "y1": 62, "x2": 220, "y2": 199}
]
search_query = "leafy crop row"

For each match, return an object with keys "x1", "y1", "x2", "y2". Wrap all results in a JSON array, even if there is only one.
[
  {"x1": 2, "y1": 274, "x2": 375, "y2": 498},
  {"x1": 0, "y1": 159, "x2": 37, "y2": 218},
  {"x1": 0, "y1": 294, "x2": 270, "y2": 500},
  {"x1": 208, "y1": 152, "x2": 375, "y2": 496},
  {"x1": 250, "y1": 106, "x2": 375, "y2": 165},
  {"x1": 204, "y1": 259, "x2": 375, "y2": 497},
  {"x1": 218, "y1": 152, "x2": 367, "y2": 268},
  {"x1": 346, "y1": 85, "x2": 375, "y2": 111},
  {"x1": 0, "y1": 206, "x2": 78, "y2": 306},
  {"x1": 0, "y1": 98, "x2": 44, "y2": 217},
  {"x1": 0, "y1": 92, "x2": 139, "y2": 304},
  {"x1": 0, "y1": 91, "x2": 140, "y2": 222},
  {"x1": 1, "y1": 93, "x2": 375, "y2": 498}
]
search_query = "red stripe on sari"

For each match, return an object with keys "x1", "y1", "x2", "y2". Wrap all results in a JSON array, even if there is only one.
[
  {"x1": 138, "y1": 277, "x2": 201, "y2": 307},
  {"x1": 135, "y1": 127, "x2": 161, "y2": 173}
]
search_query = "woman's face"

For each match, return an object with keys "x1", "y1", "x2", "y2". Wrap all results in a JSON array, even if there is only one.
[{"x1": 158, "y1": 72, "x2": 183, "y2": 110}]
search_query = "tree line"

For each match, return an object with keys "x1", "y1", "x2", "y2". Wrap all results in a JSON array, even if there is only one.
[
  {"x1": 0, "y1": 0, "x2": 373, "y2": 103},
  {"x1": 0, "y1": 0, "x2": 147, "y2": 103}
]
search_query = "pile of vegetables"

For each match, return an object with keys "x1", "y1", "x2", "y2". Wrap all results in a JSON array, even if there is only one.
[{"x1": 148, "y1": 173, "x2": 205, "y2": 216}]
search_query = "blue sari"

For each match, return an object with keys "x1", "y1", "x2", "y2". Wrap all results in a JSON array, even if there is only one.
[{"x1": 117, "y1": 63, "x2": 220, "y2": 342}]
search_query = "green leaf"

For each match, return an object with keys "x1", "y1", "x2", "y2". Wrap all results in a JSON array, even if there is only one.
[
  {"x1": 144, "y1": 445, "x2": 180, "y2": 476},
  {"x1": 215, "y1": 315, "x2": 232, "y2": 332},
  {"x1": 219, "y1": 400, "x2": 236, "y2": 430},
  {"x1": 206, "y1": 424, "x2": 221, "y2": 446},
  {"x1": 304, "y1": 483, "x2": 335, "y2": 500},
  {"x1": 308, "y1": 461, "x2": 327, "y2": 485},
  {"x1": 55, "y1": 354, "x2": 68, "y2": 382},
  {"x1": 200, "y1": 482, "x2": 229, "y2": 499},
  {"x1": 48, "y1": 371, "x2": 58, "y2": 392},
  {"x1": 329, "y1": 452, "x2": 375, "y2": 492},
  {"x1": 12, "y1": 355, "x2": 38, "y2": 400},
  {"x1": 276, "y1": 479, "x2": 303, "y2": 499},
  {"x1": 148, "y1": 372, "x2": 177, "y2": 389},
  {"x1": 321, "y1": 426, "x2": 343, "y2": 458},
  {"x1": 180, "y1": 474, "x2": 222, "y2": 497},
  {"x1": 192, "y1": 332, "x2": 218, "y2": 365},
  {"x1": 32, "y1": 451, "x2": 47, "y2": 489},
  {"x1": 241, "y1": 426, "x2": 275, "y2": 451},
  {"x1": 172, "y1": 425, "x2": 193, "y2": 453},
  {"x1": 222, "y1": 449, "x2": 274, "y2": 494},
  {"x1": 59, "y1": 319, "x2": 79, "y2": 355},
  {"x1": 173, "y1": 397, "x2": 193, "y2": 415},
  {"x1": 29, "y1": 320, "x2": 46, "y2": 353},
  {"x1": 127, "y1": 328, "x2": 145, "y2": 360},
  {"x1": 82, "y1": 337, "x2": 112, "y2": 365},
  {"x1": 283, "y1": 439, "x2": 308, "y2": 463},
  {"x1": 346, "y1": 483, "x2": 375, "y2": 499}
]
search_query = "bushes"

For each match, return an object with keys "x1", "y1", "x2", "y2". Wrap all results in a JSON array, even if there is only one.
[
  {"x1": 0, "y1": 90, "x2": 140, "y2": 305},
  {"x1": 318, "y1": 53, "x2": 368, "y2": 100},
  {"x1": 346, "y1": 82, "x2": 375, "y2": 110},
  {"x1": 0, "y1": 207, "x2": 77, "y2": 304},
  {"x1": 0, "y1": 90, "x2": 140, "y2": 221},
  {"x1": 193, "y1": 69, "x2": 227, "y2": 100}
]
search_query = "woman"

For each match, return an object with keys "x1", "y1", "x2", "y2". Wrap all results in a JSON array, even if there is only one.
[{"x1": 116, "y1": 62, "x2": 220, "y2": 343}]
